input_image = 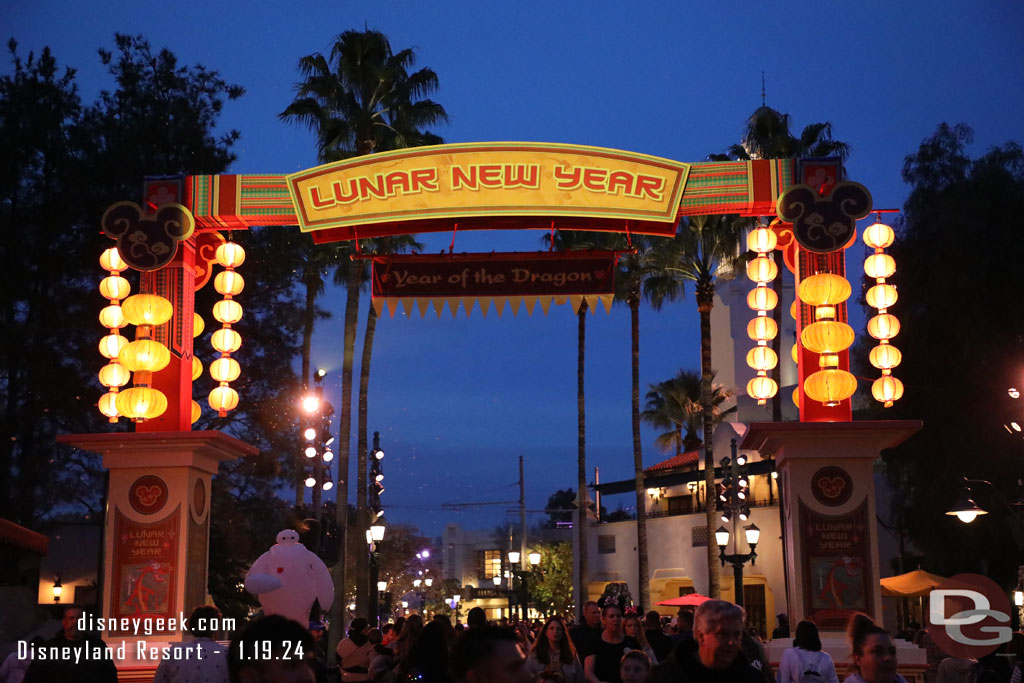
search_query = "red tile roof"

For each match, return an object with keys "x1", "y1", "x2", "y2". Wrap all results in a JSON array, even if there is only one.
[
  {"x1": 645, "y1": 449, "x2": 700, "y2": 473},
  {"x1": 0, "y1": 518, "x2": 49, "y2": 555}
]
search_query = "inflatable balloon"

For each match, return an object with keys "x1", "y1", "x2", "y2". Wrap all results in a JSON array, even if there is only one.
[{"x1": 244, "y1": 529, "x2": 334, "y2": 624}]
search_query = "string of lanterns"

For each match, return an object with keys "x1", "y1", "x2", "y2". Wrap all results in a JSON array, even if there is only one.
[
  {"x1": 863, "y1": 217, "x2": 903, "y2": 407},
  {"x1": 798, "y1": 270, "x2": 857, "y2": 407},
  {"x1": 745, "y1": 224, "x2": 779, "y2": 405},
  {"x1": 97, "y1": 248, "x2": 131, "y2": 422},
  {"x1": 208, "y1": 238, "x2": 245, "y2": 417}
]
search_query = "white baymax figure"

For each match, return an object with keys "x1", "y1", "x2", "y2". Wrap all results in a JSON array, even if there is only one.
[{"x1": 244, "y1": 529, "x2": 334, "y2": 625}]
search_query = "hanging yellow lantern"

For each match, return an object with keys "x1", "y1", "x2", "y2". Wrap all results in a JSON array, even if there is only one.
[
  {"x1": 214, "y1": 271, "x2": 245, "y2": 296},
  {"x1": 209, "y1": 385, "x2": 239, "y2": 415},
  {"x1": 818, "y1": 353, "x2": 840, "y2": 369},
  {"x1": 746, "y1": 346, "x2": 778, "y2": 371},
  {"x1": 193, "y1": 313, "x2": 205, "y2": 338},
  {"x1": 872, "y1": 375, "x2": 904, "y2": 407},
  {"x1": 747, "y1": 316, "x2": 778, "y2": 341},
  {"x1": 210, "y1": 357, "x2": 241, "y2": 383},
  {"x1": 790, "y1": 300, "x2": 798, "y2": 320},
  {"x1": 798, "y1": 273, "x2": 851, "y2": 306},
  {"x1": 116, "y1": 386, "x2": 168, "y2": 420},
  {"x1": 746, "y1": 375, "x2": 778, "y2": 403},
  {"x1": 98, "y1": 362, "x2": 130, "y2": 388},
  {"x1": 792, "y1": 387, "x2": 800, "y2": 407},
  {"x1": 119, "y1": 339, "x2": 171, "y2": 372},
  {"x1": 746, "y1": 287, "x2": 778, "y2": 312},
  {"x1": 865, "y1": 284, "x2": 898, "y2": 310},
  {"x1": 121, "y1": 294, "x2": 174, "y2": 327},
  {"x1": 99, "y1": 275, "x2": 131, "y2": 301},
  {"x1": 746, "y1": 256, "x2": 778, "y2": 283},
  {"x1": 800, "y1": 321, "x2": 855, "y2": 354},
  {"x1": 803, "y1": 369, "x2": 858, "y2": 406},
  {"x1": 211, "y1": 328, "x2": 242, "y2": 354},
  {"x1": 869, "y1": 344, "x2": 902, "y2": 370},
  {"x1": 192, "y1": 356, "x2": 203, "y2": 381},
  {"x1": 215, "y1": 242, "x2": 246, "y2": 268},
  {"x1": 213, "y1": 299, "x2": 243, "y2": 324},
  {"x1": 867, "y1": 313, "x2": 901, "y2": 340},
  {"x1": 791, "y1": 342, "x2": 799, "y2": 364},
  {"x1": 864, "y1": 253, "x2": 896, "y2": 279},
  {"x1": 99, "y1": 305, "x2": 126, "y2": 329},
  {"x1": 98, "y1": 392, "x2": 120, "y2": 421},
  {"x1": 191, "y1": 400, "x2": 202, "y2": 424},
  {"x1": 99, "y1": 333, "x2": 128, "y2": 360},
  {"x1": 99, "y1": 247, "x2": 127, "y2": 273},
  {"x1": 747, "y1": 227, "x2": 777, "y2": 253},
  {"x1": 863, "y1": 222, "x2": 895, "y2": 249}
]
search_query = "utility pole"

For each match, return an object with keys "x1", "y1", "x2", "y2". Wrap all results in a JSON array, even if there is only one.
[{"x1": 519, "y1": 456, "x2": 527, "y2": 620}]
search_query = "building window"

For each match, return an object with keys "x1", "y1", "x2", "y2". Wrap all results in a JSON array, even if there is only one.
[
  {"x1": 476, "y1": 550, "x2": 502, "y2": 581},
  {"x1": 598, "y1": 535, "x2": 616, "y2": 554},
  {"x1": 691, "y1": 526, "x2": 708, "y2": 547},
  {"x1": 667, "y1": 495, "x2": 694, "y2": 515}
]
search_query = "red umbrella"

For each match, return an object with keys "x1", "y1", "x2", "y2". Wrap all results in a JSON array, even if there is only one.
[{"x1": 656, "y1": 593, "x2": 710, "y2": 607}]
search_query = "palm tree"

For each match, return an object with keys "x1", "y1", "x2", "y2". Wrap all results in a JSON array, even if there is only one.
[
  {"x1": 614, "y1": 234, "x2": 684, "y2": 610},
  {"x1": 546, "y1": 229, "x2": 618, "y2": 618},
  {"x1": 641, "y1": 369, "x2": 735, "y2": 457},
  {"x1": 665, "y1": 215, "x2": 746, "y2": 598},
  {"x1": 280, "y1": 28, "x2": 447, "y2": 659},
  {"x1": 711, "y1": 106, "x2": 851, "y2": 422}
]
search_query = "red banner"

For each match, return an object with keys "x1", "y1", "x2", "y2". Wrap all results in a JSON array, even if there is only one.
[
  {"x1": 370, "y1": 251, "x2": 617, "y2": 318},
  {"x1": 800, "y1": 498, "x2": 874, "y2": 628},
  {"x1": 110, "y1": 506, "x2": 179, "y2": 635}
]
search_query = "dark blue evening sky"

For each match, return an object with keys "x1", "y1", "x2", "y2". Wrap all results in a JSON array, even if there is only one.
[{"x1": 9, "y1": 1, "x2": 1024, "y2": 537}]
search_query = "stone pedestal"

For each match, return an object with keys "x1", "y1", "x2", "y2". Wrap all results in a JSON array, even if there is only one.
[
  {"x1": 744, "y1": 421, "x2": 925, "y2": 680},
  {"x1": 58, "y1": 431, "x2": 256, "y2": 662},
  {"x1": 741, "y1": 421, "x2": 920, "y2": 628}
]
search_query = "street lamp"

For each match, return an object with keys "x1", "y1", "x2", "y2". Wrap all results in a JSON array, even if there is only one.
[
  {"x1": 528, "y1": 552, "x2": 541, "y2": 566},
  {"x1": 370, "y1": 521, "x2": 386, "y2": 542},
  {"x1": 716, "y1": 523, "x2": 760, "y2": 608},
  {"x1": 424, "y1": 578, "x2": 433, "y2": 587},
  {"x1": 52, "y1": 575, "x2": 63, "y2": 603}
]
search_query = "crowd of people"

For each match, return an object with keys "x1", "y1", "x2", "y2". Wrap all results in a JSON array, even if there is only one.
[{"x1": 4, "y1": 601, "x2": 1023, "y2": 683}]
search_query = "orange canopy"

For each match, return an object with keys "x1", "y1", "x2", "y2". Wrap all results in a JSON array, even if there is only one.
[{"x1": 880, "y1": 569, "x2": 947, "y2": 597}]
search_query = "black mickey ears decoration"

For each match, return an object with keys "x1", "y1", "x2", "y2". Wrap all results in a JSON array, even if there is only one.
[
  {"x1": 776, "y1": 182, "x2": 872, "y2": 254},
  {"x1": 101, "y1": 201, "x2": 196, "y2": 271}
]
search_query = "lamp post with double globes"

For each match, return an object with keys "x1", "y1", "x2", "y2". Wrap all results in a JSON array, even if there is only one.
[
  {"x1": 507, "y1": 550, "x2": 542, "y2": 619},
  {"x1": 715, "y1": 523, "x2": 760, "y2": 609},
  {"x1": 368, "y1": 518, "x2": 387, "y2": 625}
]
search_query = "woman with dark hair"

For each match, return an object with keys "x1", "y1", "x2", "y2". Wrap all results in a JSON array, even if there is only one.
[
  {"x1": 844, "y1": 614, "x2": 905, "y2": 683},
  {"x1": 777, "y1": 620, "x2": 838, "y2": 683},
  {"x1": 399, "y1": 621, "x2": 454, "y2": 683},
  {"x1": 584, "y1": 605, "x2": 640, "y2": 683},
  {"x1": 526, "y1": 616, "x2": 585, "y2": 683},
  {"x1": 392, "y1": 614, "x2": 425, "y2": 675},
  {"x1": 338, "y1": 618, "x2": 373, "y2": 683}
]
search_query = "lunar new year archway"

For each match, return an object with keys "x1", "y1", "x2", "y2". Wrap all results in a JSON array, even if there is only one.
[{"x1": 62, "y1": 142, "x2": 920, "y2": 659}]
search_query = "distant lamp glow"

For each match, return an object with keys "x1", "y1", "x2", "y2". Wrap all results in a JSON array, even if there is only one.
[
  {"x1": 305, "y1": 447, "x2": 317, "y2": 458},
  {"x1": 304, "y1": 427, "x2": 317, "y2": 440},
  {"x1": 377, "y1": 581, "x2": 388, "y2": 592},
  {"x1": 52, "y1": 575, "x2": 63, "y2": 602},
  {"x1": 1014, "y1": 589, "x2": 1023, "y2": 607},
  {"x1": 528, "y1": 551, "x2": 541, "y2": 566},
  {"x1": 492, "y1": 575, "x2": 501, "y2": 586},
  {"x1": 413, "y1": 579, "x2": 422, "y2": 588},
  {"x1": 420, "y1": 549, "x2": 430, "y2": 558},
  {"x1": 305, "y1": 476, "x2": 316, "y2": 488},
  {"x1": 302, "y1": 395, "x2": 321, "y2": 413},
  {"x1": 508, "y1": 550, "x2": 521, "y2": 564},
  {"x1": 370, "y1": 523, "x2": 386, "y2": 542},
  {"x1": 322, "y1": 450, "x2": 333, "y2": 462},
  {"x1": 322, "y1": 481, "x2": 333, "y2": 491},
  {"x1": 424, "y1": 578, "x2": 433, "y2": 587}
]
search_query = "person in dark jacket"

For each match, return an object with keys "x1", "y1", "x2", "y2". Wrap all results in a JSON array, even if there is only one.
[
  {"x1": 23, "y1": 604, "x2": 119, "y2": 683},
  {"x1": 569, "y1": 602, "x2": 602, "y2": 660},
  {"x1": 644, "y1": 611, "x2": 674, "y2": 662},
  {"x1": 651, "y1": 600, "x2": 764, "y2": 683}
]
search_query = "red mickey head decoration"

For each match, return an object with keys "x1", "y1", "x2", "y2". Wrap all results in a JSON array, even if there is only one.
[
  {"x1": 128, "y1": 475, "x2": 169, "y2": 515},
  {"x1": 101, "y1": 201, "x2": 195, "y2": 271},
  {"x1": 776, "y1": 182, "x2": 872, "y2": 254},
  {"x1": 810, "y1": 466, "x2": 854, "y2": 507}
]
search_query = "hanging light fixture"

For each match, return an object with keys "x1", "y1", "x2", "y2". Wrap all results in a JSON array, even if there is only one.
[
  {"x1": 209, "y1": 237, "x2": 245, "y2": 416},
  {"x1": 798, "y1": 270, "x2": 857, "y2": 406},
  {"x1": 863, "y1": 215, "x2": 902, "y2": 407},
  {"x1": 745, "y1": 224, "x2": 779, "y2": 405},
  {"x1": 97, "y1": 247, "x2": 130, "y2": 422}
]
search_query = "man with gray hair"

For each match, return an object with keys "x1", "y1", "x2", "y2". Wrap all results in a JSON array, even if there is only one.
[{"x1": 652, "y1": 600, "x2": 765, "y2": 683}]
